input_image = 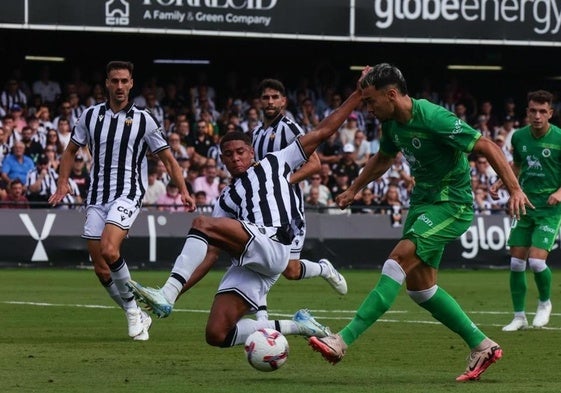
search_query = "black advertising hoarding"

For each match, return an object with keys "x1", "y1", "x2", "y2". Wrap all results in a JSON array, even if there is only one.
[
  {"x1": 27, "y1": 0, "x2": 349, "y2": 37},
  {"x1": 0, "y1": 0, "x2": 25, "y2": 24},
  {"x1": 1, "y1": 209, "x2": 560, "y2": 269},
  {"x1": 354, "y1": 0, "x2": 561, "y2": 44}
]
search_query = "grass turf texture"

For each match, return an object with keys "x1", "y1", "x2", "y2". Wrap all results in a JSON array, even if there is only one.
[{"x1": 0, "y1": 268, "x2": 560, "y2": 393}]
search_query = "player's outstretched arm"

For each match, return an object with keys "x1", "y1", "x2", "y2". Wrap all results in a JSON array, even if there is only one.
[{"x1": 48, "y1": 142, "x2": 79, "y2": 206}]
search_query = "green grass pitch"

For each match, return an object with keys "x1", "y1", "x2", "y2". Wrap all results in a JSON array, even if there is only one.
[{"x1": 0, "y1": 268, "x2": 560, "y2": 393}]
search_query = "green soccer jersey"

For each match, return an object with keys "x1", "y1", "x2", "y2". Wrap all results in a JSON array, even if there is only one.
[
  {"x1": 379, "y1": 98, "x2": 480, "y2": 205},
  {"x1": 511, "y1": 124, "x2": 561, "y2": 208}
]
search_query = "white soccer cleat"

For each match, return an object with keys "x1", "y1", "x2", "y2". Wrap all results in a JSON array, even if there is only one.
[
  {"x1": 532, "y1": 301, "x2": 552, "y2": 328},
  {"x1": 319, "y1": 258, "x2": 348, "y2": 295},
  {"x1": 293, "y1": 309, "x2": 331, "y2": 338},
  {"x1": 125, "y1": 307, "x2": 144, "y2": 338},
  {"x1": 456, "y1": 341, "x2": 503, "y2": 381},
  {"x1": 502, "y1": 315, "x2": 529, "y2": 332},
  {"x1": 309, "y1": 334, "x2": 347, "y2": 365},
  {"x1": 127, "y1": 280, "x2": 173, "y2": 318},
  {"x1": 133, "y1": 310, "x2": 153, "y2": 341}
]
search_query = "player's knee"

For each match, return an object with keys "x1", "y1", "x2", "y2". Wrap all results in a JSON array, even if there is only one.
[
  {"x1": 528, "y1": 258, "x2": 547, "y2": 273},
  {"x1": 205, "y1": 326, "x2": 231, "y2": 347},
  {"x1": 282, "y1": 260, "x2": 301, "y2": 280},
  {"x1": 510, "y1": 257, "x2": 526, "y2": 272},
  {"x1": 191, "y1": 215, "x2": 212, "y2": 234}
]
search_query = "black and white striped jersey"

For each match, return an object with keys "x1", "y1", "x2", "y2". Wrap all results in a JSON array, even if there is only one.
[
  {"x1": 249, "y1": 114, "x2": 306, "y2": 227},
  {"x1": 212, "y1": 141, "x2": 307, "y2": 228},
  {"x1": 71, "y1": 102, "x2": 169, "y2": 206},
  {"x1": 250, "y1": 115, "x2": 305, "y2": 160},
  {"x1": 0, "y1": 90, "x2": 27, "y2": 111},
  {"x1": 26, "y1": 166, "x2": 80, "y2": 205}
]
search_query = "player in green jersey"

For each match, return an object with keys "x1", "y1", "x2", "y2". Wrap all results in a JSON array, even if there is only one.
[
  {"x1": 491, "y1": 90, "x2": 560, "y2": 331},
  {"x1": 308, "y1": 63, "x2": 532, "y2": 382}
]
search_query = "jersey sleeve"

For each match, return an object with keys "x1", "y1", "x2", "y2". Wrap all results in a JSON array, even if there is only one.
[
  {"x1": 70, "y1": 108, "x2": 90, "y2": 147},
  {"x1": 142, "y1": 112, "x2": 169, "y2": 154}
]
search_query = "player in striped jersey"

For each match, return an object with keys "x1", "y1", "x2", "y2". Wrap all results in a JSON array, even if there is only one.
[
  {"x1": 250, "y1": 78, "x2": 347, "y2": 295},
  {"x1": 49, "y1": 61, "x2": 195, "y2": 341},
  {"x1": 128, "y1": 69, "x2": 367, "y2": 347}
]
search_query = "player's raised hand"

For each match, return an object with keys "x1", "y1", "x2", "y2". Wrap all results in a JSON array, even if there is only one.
[{"x1": 357, "y1": 66, "x2": 373, "y2": 90}]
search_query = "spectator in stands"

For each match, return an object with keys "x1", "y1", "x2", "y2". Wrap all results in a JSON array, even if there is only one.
[
  {"x1": 192, "y1": 119, "x2": 215, "y2": 165},
  {"x1": 501, "y1": 97, "x2": 520, "y2": 128},
  {"x1": 1, "y1": 79, "x2": 27, "y2": 112},
  {"x1": 1, "y1": 141, "x2": 35, "y2": 185},
  {"x1": 339, "y1": 113, "x2": 359, "y2": 145},
  {"x1": 45, "y1": 128, "x2": 64, "y2": 156},
  {"x1": 350, "y1": 188, "x2": 378, "y2": 214},
  {"x1": 43, "y1": 145, "x2": 61, "y2": 171},
  {"x1": 53, "y1": 100, "x2": 78, "y2": 129},
  {"x1": 317, "y1": 131, "x2": 343, "y2": 165},
  {"x1": 143, "y1": 160, "x2": 167, "y2": 207},
  {"x1": 10, "y1": 104, "x2": 27, "y2": 132},
  {"x1": 156, "y1": 180, "x2": 186, "y2": 212},
  {"x1": 0, "y1": 178, "x2": 28, "y2": 209},
  {"x1": 0, "y1": 126, "x2": 10, "y2": 170},
  {"x1": 192, "y1": 162, "x2": 220, "y2": 205},
  {"x1": 305, "y1": 185, "x2": 327, "y2": 213},
  {"x1": 26, "y1": 115, "x2": 47, "y2": 149},
  {"x1": 329, "y1": 167, "x2": 350, "y2": 200},
  {"x1": 379, "y1": 184, "x2": 405, "y2": 227},
  {"x1": 332, "y1": 143, "x2": 360, "y2": 182},
  {"x1": 475, "y1": 99, "x2": 500, "y2": 136},
  {"x1": 194, "y1": 190, "x2": 213, "y2": 214},
  {"x1": 36, "y1": 105, "x2": 55, "y2": 133},
  {"x1": 470, "y1": 154, "x2": 497, "y2": 192},
  {"x1": 69, "y1": 154, "x2": 90, "y2": 200},
  {"x1": 145, "y1": 91, "x2": 165, "y2": 125},
  {"x1": 32, "y1": 65, "x2": 62, "y2": 107},
  {"x1": 352, "y1": 130, "x2": 371, "y2": 167},
  {"x1": 168, "y1": 132, "x2": 189, "y2": 161},
  {"x1": 296, "y1": 97, "x2": 320, "y2": 132},
  {"x1": 239, "y1": 106, "x2": 261, "y2": 132},
  {"x1": 473, "y1": 186, "x2": 492, "y2": 215},
  {"x1": 55, "y1": 117, "x2": 72, "y2": 150},
  {"x1": 302, "y1": 173, "x2": 333, "y2": 207},
  {"x1": 20, "y1": 126, "x2": 44, "y2": 163}
]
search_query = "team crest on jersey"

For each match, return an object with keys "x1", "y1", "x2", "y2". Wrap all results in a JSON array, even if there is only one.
[
  {"x1": 542, "y1": 148, "x2": 551, "y2": 158},
  {"x1": 125, "y1": 117, "x2": 133, "y2": 126},
  {"x1": 526, "y1": 155, "x2": 542, "y2": 170},
  {"x1": 269, "y1": 133, "x2": 275, "y2": 140},
  {"x1": 412, "y1": 138, "x2": 421, "y2": 149}
]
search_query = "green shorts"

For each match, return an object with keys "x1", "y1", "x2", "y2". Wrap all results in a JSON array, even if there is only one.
[
  {"x1": 403, "y1": 202, "x2": 474, "y2": 268},
  {"x1": 508, "y1": 206, "x2": 561, "y2": 251}
]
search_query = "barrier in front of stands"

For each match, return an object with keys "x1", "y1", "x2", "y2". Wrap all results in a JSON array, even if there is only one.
[{"x1": 1, "y1": 209, "x2": 559, "y2": 269}]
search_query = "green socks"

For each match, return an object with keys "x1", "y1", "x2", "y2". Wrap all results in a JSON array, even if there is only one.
[
  {"x1": 534, "y1": 267, "x2": 552, "y2": 302},
  {"x1": 340, "y1": 274, "x2": 401, "y2": 345},
  {"x1": 417, "y1": 287, "x2": 486, "y2": 349},
  {"x1": 510, "y1": 270, "x2": 527, "y2": 312}
]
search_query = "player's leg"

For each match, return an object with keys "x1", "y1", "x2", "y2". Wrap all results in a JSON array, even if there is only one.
[
  {"x1": 528, "y1": 246, "x2": 553, "y2": 327},
  {"x1": 87, "y1": 239, "x2": 124, "y2": 309},
  {"x1": 502, "y1": 247, "x2": 529, "y2": 331},
  {"x1": 128, "y1": 216, "x2": 252, "y2": 317},
  {"x1": 208, "y1": 265, "x2": 330, "y2": 347},
  {"x1": 281, "y1": 223, "x2": 347, "y2": 294}
]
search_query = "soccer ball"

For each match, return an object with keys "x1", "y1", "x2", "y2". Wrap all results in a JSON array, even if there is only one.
[{"x1": 244, "y1": 328, "x2": 289, "y2": 372}]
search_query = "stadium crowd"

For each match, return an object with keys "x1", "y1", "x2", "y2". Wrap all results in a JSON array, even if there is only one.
[{"x1": 1, "y1": 64, "x2": 560, "y2": 226}]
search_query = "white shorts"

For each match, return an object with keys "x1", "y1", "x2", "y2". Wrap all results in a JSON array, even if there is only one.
[
  {"x1": 82, "y1": 197, "x2": 141, "y2": 239},
  {"x1": 216, "y1": 221, "x2": 290, "y2": 310},
  {"x1": 290, "y1": 221, "x2": 306, "y2": 259}
]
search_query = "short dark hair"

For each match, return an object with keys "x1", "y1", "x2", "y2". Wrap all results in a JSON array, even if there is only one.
[
  {"x1": 219, "y1": 131, "x2": 252, "y2": 150},
  {"x1": 106, "y1": 61, "x2": 134, "y2": 77},
  {"x1": 527, "y1": 90, "x2": 553, "y2": 106},
  {"x1": 257, "y1": 78, "x2": 286, "y2": 97},
  {"x1": 360, "y1": 63, "x2": 408, "y2": 95}
]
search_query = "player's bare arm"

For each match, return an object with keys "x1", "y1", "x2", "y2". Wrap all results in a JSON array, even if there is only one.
[
  {"x1": 473, "y1": 137, "x2": 533, "y2": 219},
  {"x1": 48, "y1": 142, "x2": 80, "y2": 206},
  {"x1": 336, "y1": 151, "x2": 393, "y2": 208},
  {"x1": 157, "y1": 149, "x2": 196, "y2": 211}
]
